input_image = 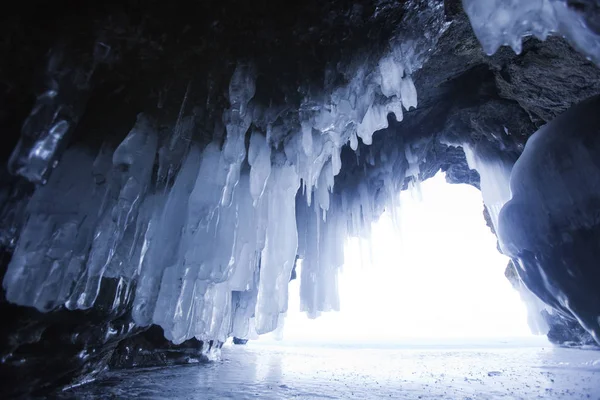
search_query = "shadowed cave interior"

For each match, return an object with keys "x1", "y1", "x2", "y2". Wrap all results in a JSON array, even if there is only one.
[{"x1": 2, "y1": 0, "x2": 600, "y2": 398}]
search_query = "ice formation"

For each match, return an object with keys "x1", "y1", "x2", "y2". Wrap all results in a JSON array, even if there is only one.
[
  {"x1": 499, "y1": 96, "x2": 600, "y2": 258},
  {"x1": 18, "y1": 0, "x2": 600, "y2": 344},
  {"x1": 461, "y1": 143, "x2": 514, "y2": 232},
  {"x1": 498, "y1": 96, "x2": 600, "y2": 342},
  {"x1": 463, "y1": 0, "x2": 600, "y2": 63},
  {"x1": 2, "y1": 3, "x2": 452, "y2": 343}
]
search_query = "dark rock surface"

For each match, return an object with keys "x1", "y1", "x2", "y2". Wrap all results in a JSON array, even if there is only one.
[
  {"x1": 233, "y1": 337, "x2": 249, "y2": 345},
  {"x1": 109, "y1": 325, "x2": 221, "y2": 369},
  {"x1": 544, "y1": 310, "x2": 599, "y2": 347},
  {"x1": 505, "y1": 260, "x2": 597, "y2": 346},
  {"x1": 1, "y1": 0, "x2": 600, "y2": 397},
  {"x1": 0, "y1": 253, "x2": 139, "y2": 398}
]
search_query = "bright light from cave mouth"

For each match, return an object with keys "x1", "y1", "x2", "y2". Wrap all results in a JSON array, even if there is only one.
[{"x1": 263, "y1": 172, "x2": 535, "y2": 344}]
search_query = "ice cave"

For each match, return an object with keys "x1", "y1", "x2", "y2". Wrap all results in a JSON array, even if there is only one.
[{"x1": 2, "y1": 0, "x2": 600, "y2": 398}]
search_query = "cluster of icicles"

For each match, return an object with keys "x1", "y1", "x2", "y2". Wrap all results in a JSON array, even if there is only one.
[
  {"x1": 8, "y1": 0, "x2": 596, "y2": 344},
  {"x1": 3, "y1": 50, "x2": 422, "y2": 344}
]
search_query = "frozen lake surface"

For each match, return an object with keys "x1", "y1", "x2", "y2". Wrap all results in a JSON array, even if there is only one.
[{"x1": 59, "y1": 340, "x2": 600, "y2": 399}]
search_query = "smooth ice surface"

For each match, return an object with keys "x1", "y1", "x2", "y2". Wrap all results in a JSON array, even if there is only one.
[
  {"x1": 500, "y1": 99, "x2": 600, "y2": 257},
  {"x1": 498, "y1": 96, "x2": 600, "y2": 343},
  {"x1": 59, "y1": 342, "x2": 600, "y2": 399},
  {"x1": 463, "y1": 0, "x2": 600, "y2": 63}
]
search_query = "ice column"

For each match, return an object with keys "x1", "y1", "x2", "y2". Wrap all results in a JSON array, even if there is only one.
[
  {"x1": 132, "y1": 145, "x2": 202, "y2": 325},
  {"x1": 255, "y1": 164, "x2": 300, "y2": 334},
  {"x1": 68, "y1": 114, "x2": 158, "y2": 310},
  {"x1": 221, "y1": 65, "x2": 255, "y2": 206},
  {"x1": 296, "y1": 197, "x2": 344, "y2": 318},
  {"x1": 462, "y1": 143, "x2": 513, "y2": 231}
]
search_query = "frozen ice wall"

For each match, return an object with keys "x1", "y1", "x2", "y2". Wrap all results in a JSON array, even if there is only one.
[
  {"x1": 463, "y1": 0, "x2": 600, "y2": 64},
  {"x1": 2, "y1": 1, "x2": 450, "y2": 344},
  {"x1": 498, "y1": 95, "x2": 600, "y2": 343}
]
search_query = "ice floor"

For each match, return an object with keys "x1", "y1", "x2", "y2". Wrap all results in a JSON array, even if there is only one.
[{"x1": 58, "y1": 340, "x2": 600, "y2": 399}]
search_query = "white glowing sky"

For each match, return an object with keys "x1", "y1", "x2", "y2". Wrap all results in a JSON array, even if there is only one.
[{"x1": 264, "y1": 172, "x2": 534, "y2": 343}]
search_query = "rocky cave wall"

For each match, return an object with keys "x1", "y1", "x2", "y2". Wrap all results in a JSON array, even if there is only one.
[{"x1": 1, "y1": 0, "x2": 600, "y2": 397}]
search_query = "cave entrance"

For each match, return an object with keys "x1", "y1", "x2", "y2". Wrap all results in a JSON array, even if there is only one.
[{"x1": 264, "y1": 172, "x2": 535, "y2": 344}]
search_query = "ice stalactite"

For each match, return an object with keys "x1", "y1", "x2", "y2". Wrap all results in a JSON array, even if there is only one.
[
  {"x1": 498, "y1": 96, "x2": 600, "y2": 343},
  {"x1": 462, "y1": 0, "x2": 600, "y2": 64},
  {"x1": 255, "y1": 165, "x2": 300, "y2": 334},
  {"x1": 248, "y1": 131, "x2": 272, "y2": 205},
  {"x1": 230, "y1": 269, "x2": 260, "y2": 340},
  {"x1": 438, "y1": 140, "x2": 513, "y2": 232},
  {"x1": 404, "y1": 144, "x2": 422, "y2": 199},
  {"x1": 296, "y1": 197, "x2": 345, "y2": 319},
  {"x1": 156, "y1": 83, "x2": 194, "y2": 191},
  {"x1": 221, "y1": 65, "x2": 256, "y2": 207},
  {"x1": 461, "y1": 143, "x2": 514, "y2": 232},
  {"x1": 132, "y1": 145, "x2": 203, "y2": 327},
  {"x1": 73, "y1": 114, "x2": 157, "y2": 310}
]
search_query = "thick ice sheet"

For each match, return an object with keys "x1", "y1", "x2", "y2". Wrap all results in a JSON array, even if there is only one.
[{"x1": 59, "y1": 343, "x2": 600, "y2": 399}]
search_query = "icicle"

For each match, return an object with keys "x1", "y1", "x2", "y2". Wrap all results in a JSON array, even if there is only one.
[
  {"x1": 132, "y1": 146, "x2": 202, "y2": 326},
  {"x1": 70, "y1": 114, "x2": 158, "y2": 310},
  {"x1": 248, "y1": 131, "x2": 272, "y2": 204},
  {"x1": 255, "y1": 164, "x2": 300, "y2": 334},
  {"x1": 297, "y1": 198, "x2": 343, "y2": 318},
  {"x1": 301, "y1": 121, "x2": 314, "y2": 156},
  {"x1": 357, "y1": 105, "x2": 388, "y2": 146},
  {"x1": 157, "y1": 83, "x2": 194, "y2": 189},
  {"x1": 400, "y1": 76, "x2": 417, "y2": 111},
  {"x1": 379, "y1": 55, "x2": 404, "y2": 98},
  {"x1": 230, "y1": 269, "x2": 260, "y2": 339},
  {"x1": 385, "y1": 96, "x2": 403, "y2": 122},
  {"x1": 350, "y1": 131, "x2": 358, "y2": 151},
  {"x1": 221, "y1": 64, "x2": 256, "y2": 207},
  {"x1": 462, "y1": 143, "x2": 513, "y2": 232}
]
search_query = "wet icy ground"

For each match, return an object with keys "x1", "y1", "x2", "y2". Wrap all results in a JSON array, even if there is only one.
[{"x1": 58, "y1": 340, "x2": 600, "y2": 399}]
